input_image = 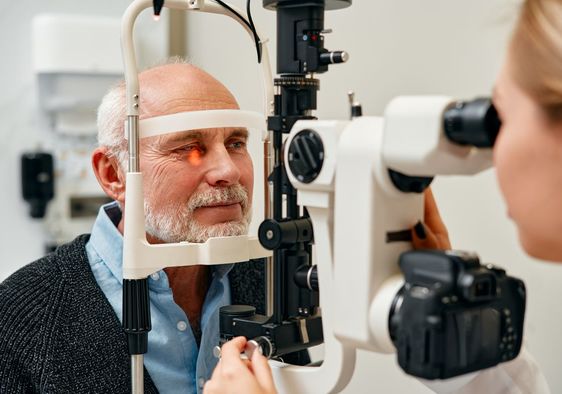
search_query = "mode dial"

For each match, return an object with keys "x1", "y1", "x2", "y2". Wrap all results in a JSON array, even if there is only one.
[{"x1": 287, "y1": 129, "x2": 324, "y2": 184}]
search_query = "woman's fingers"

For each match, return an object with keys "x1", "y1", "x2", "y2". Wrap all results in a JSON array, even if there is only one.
[
  {"x1": 205, "y1": 337, "x2": 276, "y2": 394},
  {"x1": 411, "y1": 188, "x2": 451, "y2": 250},
  {"x1": 220, "y1": 337, "x2": 247, "y2": 365},
  {"x1": 423, "y1": 188, "x2": 451, "y2": 248},
  {"x1": 217, "y1": 337, "x2": 248, "y2": 379},
  {"x1": 251, "y1": 351, "x2": 277, "y2": 394}
]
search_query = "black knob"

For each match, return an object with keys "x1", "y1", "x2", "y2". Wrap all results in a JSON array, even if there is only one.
[
  {"x1": 319, "y1": 51, "x2": 349, "y2": 65},
  {"x1": 444, "y1": 98, "x2": 501, "y2": 148},
  {"x1": 287, "y1": 129, "x2": 324, "y2": 184},
  {"x1": 258, "y1": 218, "x2": 314, "y2": 250},
  {"x1": 219, "y1": 305, "x2": 256, "y2": 338},
  {"x1": 263, "y1": 0, "x2": 352, "y2": 10},
  {"x1": 295, "y1": 265, "x2": 319, "y2": 291},
  {"x1": 245, "y1": 336, "x2": 275, "y2": 359}
]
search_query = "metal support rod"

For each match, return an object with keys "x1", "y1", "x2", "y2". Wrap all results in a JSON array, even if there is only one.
[
  {"x1": 168, "y1": 9, "x2": 187, "y2": 57},
  {"x1": 273, "y1": 249, "x2": 285, "y2": 323},
  {"x1": 271, "y1": 126, "x2": 284, "y2": 323},
  {"x1": 127, "y1": 115, "x2": 140, "y2": 173},
  {"x1": 264, "y1": 139, "x2": 275, "y2": 317},
  {"x1": 131, "y1": 354, "x2": 144, "y2": 394},
  {"x1": 265, "y1": 255, "x2": 275, "y2": 316}
]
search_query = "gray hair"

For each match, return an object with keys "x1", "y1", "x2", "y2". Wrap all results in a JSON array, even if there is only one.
[{"x1": 96, "y1": 57, "x2": 190, "y2": 170}]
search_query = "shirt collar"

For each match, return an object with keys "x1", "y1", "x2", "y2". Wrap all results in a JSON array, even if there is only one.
[
  {"x1": 88, "y1": 201, "x2": 125, "y2": 283},
  {"x1": 89, "y1": 201, "x2": 233, "y2": 283}
]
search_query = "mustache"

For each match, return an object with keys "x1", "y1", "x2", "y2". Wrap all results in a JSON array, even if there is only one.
[{"x1": 187, "y1": 184, "x2": 249, "y2": 212}]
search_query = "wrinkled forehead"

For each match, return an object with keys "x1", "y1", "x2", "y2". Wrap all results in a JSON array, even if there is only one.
[
  {"x1": 125, "y1": 109, "x2": 265, "y2": 141},
  {"x1": 153, "y1": 127, "x2": 250, "y2": 149}
]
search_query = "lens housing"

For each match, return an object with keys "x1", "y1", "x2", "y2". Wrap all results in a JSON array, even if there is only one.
[{"x1": 444, "y1": 98, "x2": 501, "y2": 148}]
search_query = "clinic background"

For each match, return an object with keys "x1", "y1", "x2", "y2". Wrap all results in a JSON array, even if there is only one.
[{"x1": 2, "y1": 0, "x2": 561, "y2": 392}]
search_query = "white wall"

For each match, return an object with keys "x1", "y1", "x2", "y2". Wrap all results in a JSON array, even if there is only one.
[
  {"x1": 0, "y1": 0, "x2": 167, "y2": 279},
  {"x1": 185, "y1": 0, "x2": 562, "y2": 392}
]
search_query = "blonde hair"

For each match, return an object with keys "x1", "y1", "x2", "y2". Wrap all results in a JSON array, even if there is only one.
[{"x1": 511, "y1": 0, "x2": 562, "y2": 120}]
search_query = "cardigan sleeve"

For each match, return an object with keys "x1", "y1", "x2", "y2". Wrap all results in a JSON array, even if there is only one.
[{"x1": 0, "y1": 256, "x2": 63, "y2": 393}]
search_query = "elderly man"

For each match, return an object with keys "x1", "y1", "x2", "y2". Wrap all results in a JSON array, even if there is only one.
[{"x1": 0, "y1": 62, "x2": 269, "y2": 393}]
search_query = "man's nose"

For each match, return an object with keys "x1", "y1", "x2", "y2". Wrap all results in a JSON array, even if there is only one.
[{"x1": 204, "y1": 146, "x2": 241, "y2": 186}]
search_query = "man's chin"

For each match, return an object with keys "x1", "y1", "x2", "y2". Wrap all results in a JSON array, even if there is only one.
[
  {"x1": 145, "y1": 210, "x2": 250, "y2": 244},
  {"x1": 183, "y1": 220, "x2": 250, "y2": 243},
  {"x1": 193, "y1": 205, "x2": 244, "y2": 225}
]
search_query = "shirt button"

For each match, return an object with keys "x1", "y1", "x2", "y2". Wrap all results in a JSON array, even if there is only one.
[
  {"x1": 198, "y1": 377, "x2": 205, "y2": 389},
  {"x1": 177, "y1": 320, "x2": 188, "y2": 331},
  {"x1": 150, "y1": 272, "x2": 160, "y2": 281}
]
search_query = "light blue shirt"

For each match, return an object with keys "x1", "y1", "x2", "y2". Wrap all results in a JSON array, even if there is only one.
[{"x1": 85, "y1": 201, "x2": 232, "y2": 394}]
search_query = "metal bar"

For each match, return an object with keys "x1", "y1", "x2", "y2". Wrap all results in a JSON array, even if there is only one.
[
  {"x1": 273, "y1": 249, "x2": 285, "y2": 323},
  {"x1": 128, "y1": 115, "x2": 140, "y2": 173},
  {"x1": 131, "y1": 354, "x2": 144, "y2": 394},
  {"x1": 264, "y1": 140, "x2": 275, "y2": 317},
  {"x1": 168, "y1": 9, "x2": 187, "y2": 57},
  {"x1": 272, "y1": 129, "x2": 284, "y2": 323}
]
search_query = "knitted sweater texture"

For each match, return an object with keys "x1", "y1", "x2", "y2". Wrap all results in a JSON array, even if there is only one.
[{"x1": 0, "y1": 234, "x2": 265, "y2": 393}]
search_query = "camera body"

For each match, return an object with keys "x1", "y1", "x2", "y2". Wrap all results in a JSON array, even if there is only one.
[{"x1": 390, "y1": 250, "x2": 526, "y2": 379}]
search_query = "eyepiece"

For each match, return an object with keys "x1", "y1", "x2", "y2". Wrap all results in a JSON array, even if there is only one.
[{"x1": 444, "y1": 98, "x2": 501, "y2": 148}]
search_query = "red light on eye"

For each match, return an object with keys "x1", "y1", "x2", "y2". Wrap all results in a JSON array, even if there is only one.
[
  {"x1": 311, "y1": 34, "x2": 318, "y2": 41},
  {"x1": 187, "y1": 150, "x2": 202, "y2": 165}
]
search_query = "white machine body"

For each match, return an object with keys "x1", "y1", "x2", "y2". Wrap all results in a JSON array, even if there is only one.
[
  {"x1": 271, "y1": 120, "x2": 357, "y2": 393},
  {"x1": 277, "y1": 96, "x2": 495, "y2": 392},
  {"x1": 383, "y1": 96, "x2": 493, "y2": 176}
]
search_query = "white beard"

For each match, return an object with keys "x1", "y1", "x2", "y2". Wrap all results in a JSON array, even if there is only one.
[{"x1": 144, "y1": 184, "x2": 252, "y2": 243}]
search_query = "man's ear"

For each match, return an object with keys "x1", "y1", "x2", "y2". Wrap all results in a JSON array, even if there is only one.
[{"x1": 92, "y1": 147, "x2": 126, "y2": 203}]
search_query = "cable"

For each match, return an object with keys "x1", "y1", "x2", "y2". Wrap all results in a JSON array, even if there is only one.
[
  {"x1": 214, "y1": 0, "x2": 251, "y2": 29},
  {"x1": 247, "y1": 0, "x2": 263, "y2": 63},
  {"x1": 212, "y1": 0, "x2": 262, "y2": 63}
]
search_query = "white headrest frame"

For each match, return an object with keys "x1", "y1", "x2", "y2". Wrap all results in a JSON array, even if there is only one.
[{"x1": 124, "y1": 109, "x2": 266, "y2": 139}]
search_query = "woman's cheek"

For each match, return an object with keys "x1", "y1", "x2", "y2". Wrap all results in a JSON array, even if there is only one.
[{"x1": 493, "y1": 126, "x2": 520, "y2": 215}]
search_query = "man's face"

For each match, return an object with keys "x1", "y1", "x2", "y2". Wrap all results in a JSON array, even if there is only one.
[
  {"x1": 141, "y1": 125, "x2": 254, "y2": 243},
  {"x1": 120, "y1": 64, "x2": 255, "y2": 244}
]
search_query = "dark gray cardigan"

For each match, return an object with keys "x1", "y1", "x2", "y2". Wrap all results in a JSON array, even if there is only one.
[{"x1": 0, "y1": 234, "x2": 266, "y2": 393}]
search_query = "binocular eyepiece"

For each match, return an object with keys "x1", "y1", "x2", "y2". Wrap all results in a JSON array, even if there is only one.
[{"x1": 444, "y1": 98, "x2": 501, "y2": 148}]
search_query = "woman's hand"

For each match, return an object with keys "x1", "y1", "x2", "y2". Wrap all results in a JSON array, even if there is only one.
[
  {"x1": 411, "y1": 188, "x2": 452, "y2": 250},
  {"x1": 204, "y1": 337, "x2": 277, "y2": 394}
]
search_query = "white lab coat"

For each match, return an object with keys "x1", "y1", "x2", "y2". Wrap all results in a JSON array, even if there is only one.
[{"x1": 422, "y1": 348, "x2": 550, "y2": 394}]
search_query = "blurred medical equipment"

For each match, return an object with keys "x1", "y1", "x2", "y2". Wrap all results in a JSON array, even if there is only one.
[
  {"x1": 26, "y1": 15, "x2": 123, "y2": 249},
  {"x1": 20, "y1": 151, "x2": 54, "y2": 219},
  {"x1": 119, "y1": 1, "x2": 526, "y2": 393}
]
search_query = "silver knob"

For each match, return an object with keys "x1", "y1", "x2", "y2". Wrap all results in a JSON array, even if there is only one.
[{"x1": 244, "y1": 340, "x2": 264, "y2": 360}]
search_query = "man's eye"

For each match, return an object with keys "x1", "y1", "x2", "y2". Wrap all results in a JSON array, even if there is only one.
[
  {"x1": 228, "y1": 140, "x2": 247, "y2": 150},
  {"x1": 176, "y1": 144, "x2": 202, "y2": 153}
]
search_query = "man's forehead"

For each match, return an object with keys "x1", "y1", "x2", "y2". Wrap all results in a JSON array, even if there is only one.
[
  {"x1": 138, "y1": 64, "x2": 239, "y2": 113},
  {"x1": 139, "y1": 99, "x2": 239, "y2": 120},
  {"x1": 155, "y1": 127, "x2": 249, "y2": 145}
]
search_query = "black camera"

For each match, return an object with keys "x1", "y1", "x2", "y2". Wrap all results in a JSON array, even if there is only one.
[{"x1": 389, "y1": 250, "x2": 526, "y2": 380}]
